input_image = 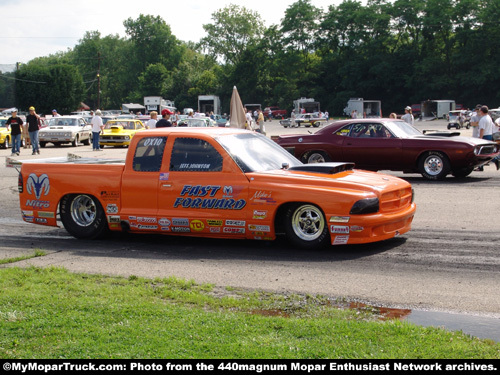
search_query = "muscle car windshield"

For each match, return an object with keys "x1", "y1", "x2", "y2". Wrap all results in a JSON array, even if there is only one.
[
  {"x1": 48, "y1": 118, "x2": 79, "y2": 126},
  {"x1": 385, "y1": 120, "x2": 422, "y2": 138},
  {"x1": 216, "y1": 132, "x2": 301, "y2": 173}
]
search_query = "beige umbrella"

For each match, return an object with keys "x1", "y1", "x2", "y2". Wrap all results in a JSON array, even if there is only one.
[{"x1": 229, "y1": 86, "x2": 247, "y2": 129}]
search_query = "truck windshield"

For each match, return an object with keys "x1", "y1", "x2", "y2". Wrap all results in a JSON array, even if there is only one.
[{"x1": 216, "y1": 132, "x2": 301, "y2": 173}]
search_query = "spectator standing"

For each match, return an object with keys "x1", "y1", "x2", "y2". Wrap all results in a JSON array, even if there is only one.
[
  {"x1": 91, "y1": 109, "x2": 104, "y2": 151},
  {"x1": 26, "y1": 106, "x2": 41, "y2": 155},
  {"x1": 478, "y1": 106, "x2": 494, "y2": 140},
  {"x1": 146, "y1": 111, "x2": 158, "y2": 129},
  {"x1": 389, "y1": 113, "x2": 397, "y2": 119},
  {"x1": 52, "y1": 109, "x2": 61, "y2": 117},
  {"x1": 245, "y1": 110, "x2": 254, "y2": 130},
  {"x1": 470, "y1": 104, "x2": 482, "y2": 138},
  {"x1": 156, "y1": 109, "x2": 173, "y2": 128},
  {"x1": 256, "y1": 109, "x2": 264, "y2": 133},
  {"x1": 401, "y1": 106, "x2": 414, "y2": 125},
  {"x1": 6, "y1": 109, "x2": 23, "y2": 156}
]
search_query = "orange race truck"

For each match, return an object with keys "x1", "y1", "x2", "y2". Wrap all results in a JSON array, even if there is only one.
[{"x1": 9, "y1": 128, "x2": 416, "y2": 249}]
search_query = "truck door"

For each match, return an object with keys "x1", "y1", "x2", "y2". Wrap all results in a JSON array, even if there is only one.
[
  {"x1": 158, "y1": 136, "x2": 250, "y2": 237},
  {"x1": 120, "y1": 136, "x2": 167, "y2": 231}
]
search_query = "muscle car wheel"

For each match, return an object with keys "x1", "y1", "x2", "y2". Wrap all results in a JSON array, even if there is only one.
[
  {"x1": 285, "y1": 204, "x2": 329, "y2": 249},
  {"x1": 2, "y1": 137, "x2": 9, "y2": 149},
  {"x1": 303, "y1": 151, "x2": 331, "y2": 164},
  {"x1": 72, "y1": 135, "x2": 80, "y2": 147},
  {"x1": 418, "y1": 151, "x2": 450, "y2": 180},
  {"x1": 60, "y1": 194, "x2": 108, "y2": 239}
]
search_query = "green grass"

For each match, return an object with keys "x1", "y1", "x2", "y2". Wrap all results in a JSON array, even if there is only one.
[
  {"x1": 0, "y1": 250, "x2": 46, "y2": 265},
  {"x1": 0, "y1": 266, "x2": 498, "y2": 359}
]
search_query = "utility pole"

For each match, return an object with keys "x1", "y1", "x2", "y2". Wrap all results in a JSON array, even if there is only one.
[{"x1": 97, "y1": 52, "x2": 101, "y2": 109}]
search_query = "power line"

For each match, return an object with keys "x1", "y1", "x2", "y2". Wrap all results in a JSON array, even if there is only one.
[{"x1": 0, "y1": 73, "x2": 46, "y2": 84}]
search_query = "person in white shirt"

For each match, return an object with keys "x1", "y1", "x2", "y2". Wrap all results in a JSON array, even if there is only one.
[
  {"x1": 91, "y1": 109, "x2": 104, "y2": 151},
  {"x1": 401, "y1": 106, "x2": 414, "y2": 125},
  {"x1": 478, "y1": 106, "x2": 494, "y2": 140},
  {"x1": 146, "y1": 111, "x2": 158, "y2": 129}
]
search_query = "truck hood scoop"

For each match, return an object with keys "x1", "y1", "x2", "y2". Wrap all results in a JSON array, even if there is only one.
[{"x1": 288, "y1": 162, "x2": 355, "y2": 174}]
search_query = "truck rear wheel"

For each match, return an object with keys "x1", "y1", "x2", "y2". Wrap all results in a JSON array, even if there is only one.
[{"x1": 60, "y1": 194, "x2": 108, "y2": 239}]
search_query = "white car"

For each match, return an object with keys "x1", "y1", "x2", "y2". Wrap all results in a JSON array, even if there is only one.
[{"x1": 39, "y1": 116, "x2": 92, "y2": 147}]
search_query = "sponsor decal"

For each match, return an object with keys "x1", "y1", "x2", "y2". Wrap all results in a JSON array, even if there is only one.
[
  {"x1": 138, "y1": 217, "x2": 157, "y2": 224},
  {"x1": 22, "y1": 210, "x2": 34, "y2": 217},
  {"x1": 26, "y1": 173, "x2": 50, "y2": 199},
  {"x1": 250, "y1": 191, "x2": 276, "y2": 205},
  {"x1": 330, "y1": 225, "x2": 350, "y2": 234},
  {"x1": 159, "y1": 218, "x2": 171, "y2": 227},
  {"x1": 226, "y1": 220, "x2": 245, "y2": 227},
  {"x1": 333, "y1": 235, "x2": 349, "y2": 245},
  {"x1": 159, "y1": 173, "x2": 170, "y2": 181},
  {"x1": 100, "y1": 191, "x2": 120, "y2": 201},
  {"x1": 329, "y1": 216, "x2": 350, "y2": 223},
  {"x1": 172, "y1": 218, "x2": 189, "y2": 226},
  {"x1": 171, "y1": 227, "x2": 191, "y2": 233},
  {"x1": 223, "y1": 186, "x2": 233, "y2": 197},
  {"x1": 35, "y1": 218, "x2": 47, "y2": 224},
  {"x1": 177, "y1": 185, "x2": 249, "y2": 210},
  {"x1": 107, "y1": 216, "x2": 121, "y2": 223},
  {"x1": 26, "y1": 199, "x2": 50, "y2": 209},
  {"x1": 24, "y1": 217, "x2": 34, "y2": 223},
  {"x1": 161, "y1": 227, "x2": 170, "y2": 231},
  {"x1": 253, "y1": 210, "x2": 268, "y2": 220},
  {"x1": 223, "y1": 227, "x2": 245, "y2": 234},
  {"x1": 207, "y1": 219, "x2": 223, "y2": 226},
  {"x1": 37, "y1": 211, "x2": 55, "y2": 218},
  {"x1": 138, "y1": 225, "x2": 158, "y2": 230},
  {"x1": 248, "y1": 224, "x2": 271, "y2": 232},
  {"x1": 129, "y1": 216, "x2": 137, "y2": 221},
  {"x1": 350, "y1": 225, "x2": 364, "y2": 232},
  {"x1": 210, "y1": 227, "x2": 221, "y2": 233},
  {"x1": 190, "y1": 220, "x2": 205, "y2": 232},
  {"x1": 106, "y1": 204, "x2": 119, "y2": 214}
]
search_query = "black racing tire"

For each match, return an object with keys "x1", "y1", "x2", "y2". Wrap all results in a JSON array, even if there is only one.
[
  {"x1": 2, "y1": 137, "x2": 9, "y2": 149},
  {"x1": 60, "y1": 194, "x2": 109, "y2": 239},
  {"x1": 301, "y1": 151, "x2": 331, "y2": 164},
  {"x1": 40, "y1": 142, "x2": 46, "y2": 148},
  {"x1": 452, "y1": 166, "x2": 474, "y2": 179},
  {"x1": 284, "y1": 203, "x2": 329, "y2": 249},
  {"x1": 72, "y1": 135, "x2": 80, "y2": 147},
  {"x1": 418, "y1": 151, "x2": 451, "y2": 180},
  {"x1": 83, "y1": 136, "x2": 91, "y2": 146}
]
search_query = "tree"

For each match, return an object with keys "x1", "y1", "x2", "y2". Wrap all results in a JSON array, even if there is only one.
[
  {"x1": 16, "y1": 63, "x2": 84, "y2": 114},
  {"x1": 201, "y1": 5, "x2": 265, "y2": 65}
]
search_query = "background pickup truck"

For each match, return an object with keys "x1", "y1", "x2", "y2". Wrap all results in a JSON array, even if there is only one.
[{"x1": 264, "y1": 106, "x2": 287, "y2": 119}]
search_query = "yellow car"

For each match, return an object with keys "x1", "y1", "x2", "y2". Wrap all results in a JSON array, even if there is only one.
[
  {"x1": 0, "y1": 117, "x2": 11, "y2": 149},
  {"x1": 99, "y1": 119, "x2": 145, "y2": 148}
]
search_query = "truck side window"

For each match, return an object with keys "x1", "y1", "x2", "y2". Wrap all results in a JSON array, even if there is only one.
[
  {"x1": 170, "y1": 137, "x2": 223, "y2": 172},
  {"x1": 133, "y1": 137, "x2": 167, "y2": 172}
]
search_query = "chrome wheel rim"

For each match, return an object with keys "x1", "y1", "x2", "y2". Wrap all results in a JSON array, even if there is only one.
[
  {"x1": 70, "y1": 195, "x2": 96, "y2": 227},
  {"x1": 423, "y1": 155, "x2": 443, "y2": 176},
  {"x1": 308, "y1": 153, "x2": 326, "y2": 163},
  {"x1": 291, "y1": 205, "x2": 325, "y2": 241}
]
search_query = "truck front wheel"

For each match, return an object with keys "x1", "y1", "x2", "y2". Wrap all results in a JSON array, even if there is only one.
[{"x1": 60, "y1": 194, "x2": 108, "y2": 239}]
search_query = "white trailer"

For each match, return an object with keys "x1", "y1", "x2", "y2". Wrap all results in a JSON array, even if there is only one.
[
  {"x1": 198, "y1": 95, "x2": 221, "y2": 115},
  {"x1": 293, "y1": 98, "x2": 320, "y2": 114},
  {"x1": 143, "y1": 96, "x2": 176, "y2": 114},
  {"x1": 421, "y1": 100, "x2": 456, "y2": 119},
  {"x1": 344, "y1": 98, "x2": 382, "y2": 118}
]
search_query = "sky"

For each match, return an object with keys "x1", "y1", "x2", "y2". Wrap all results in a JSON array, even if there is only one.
[{"x1": 0, "y1": 0, "x2": 347, "y2": 71}]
